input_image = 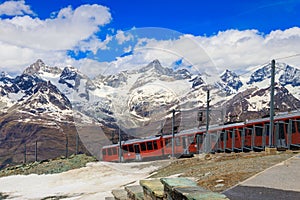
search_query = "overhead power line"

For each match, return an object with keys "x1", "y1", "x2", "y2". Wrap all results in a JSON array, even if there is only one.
[{"x1": 274, "y1": 53, "x2": 300, "y2": 61}]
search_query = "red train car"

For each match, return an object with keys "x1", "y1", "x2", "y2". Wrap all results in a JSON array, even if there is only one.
[{"x1": 102, "y1": 111, "x2": 300, "y2": 162}]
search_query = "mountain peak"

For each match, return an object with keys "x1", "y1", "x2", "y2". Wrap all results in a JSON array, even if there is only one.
[
  {"x1": 138, "y1": 59, "x2": 173, "y2": 76},
  {"x1": 23, "y1": 59, "x2": 62, "y2": 76},
  {"x1": 23, "y1": 59, "x2": 45, "y2": 75},
  {"x1": 220, "y1": 69, "x2": 243, "y2": 91}
]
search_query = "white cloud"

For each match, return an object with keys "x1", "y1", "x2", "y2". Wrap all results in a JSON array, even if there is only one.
[
  {"x1": 115, "y1": 30, "x2": 133, "y2": 44},
  {"x1": 0, "y1": 4, "x2": 111, "y2": 51},
  {"x1": 198, "y1": 28, "x2": 300, "y2": 71},
  {"x1": 108, "y1": 27, "x2": 300, "y2": 76},
  {"x1": 76, "y1": 34, "x2": 112, "y2": 54},
  {"x1": 0, "y1": 3, "x2": 112, "y2": 74},
  {"x1": 123, "y1": 45, "x2": 132, "y2": 53},
  {"x1": 0, "y1": 0, "x2": 35, "y2": 16}
]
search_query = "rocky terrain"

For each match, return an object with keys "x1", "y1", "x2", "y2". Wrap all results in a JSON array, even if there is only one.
[
  {"x1": 150, "y1": 151, "x2": 297, "y2": 192},
  {"x1": 0, "y1": 150, "x2": 297, "y2": 199}
]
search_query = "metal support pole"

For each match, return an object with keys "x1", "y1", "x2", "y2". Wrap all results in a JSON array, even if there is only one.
[
  {"x1": 24, "y1": 142, "x2": 26, "y2": 164},
  {"x1": 242, "y1": 128, "x2": 245, "y2": 152},
  {"x1": 172, "y1": 109, "x2": 175, "y2": 158},
  {"x1": 263, "y1": 125, "x2": 266, "y2": 148},
  {"x1": 224, "y1": 131, "x2": 227, "y2": 151},
  {"x1": 288, "y1": 119, "x2": 292, "y2": 149},
  {"x1": 75, "y1": 133, "x2": 79, "y2": 155},
  {"x1": 269, "y1": 59, "x2": 275, "y2": 147},
  {"x1": 119, "y1": 128, "x2": 122, "y2": 162},
  {"x1": 197, "y1": 135, "x2": 200, "y2": 154},
  {"x1": 251, "y1": 127, "x2": 255, "y2": 151},
  {"x1": 35, "y1": 140, "x2": 38, "y2": 162},
  {"x1": 221, "y1": 109, "x2": 224, "y2": 124},
  {"x1": 275, "y1": 123, "x2": 279, "y2": 147},
  {"x1": 206, "y1": 90, "x2": 210, "y2": 136},
  {"x1": 232, "y1": 130, "x2": 235, "y2": 152},
  {"x1": 65, "y1": 134, "x2": 68, "y2": 158},
  {"x1": 205, "y1": 89, "x2": 210, "y2": 153}
]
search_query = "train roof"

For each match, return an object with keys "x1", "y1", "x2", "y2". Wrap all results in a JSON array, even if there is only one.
[
  {"x1": 102, "y1": 135, "x2": 162, "y2": 149},
  {"x1": 102, "y1": 110, "x2": 300, "y2": 149}
]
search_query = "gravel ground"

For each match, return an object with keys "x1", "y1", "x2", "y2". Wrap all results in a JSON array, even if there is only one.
[{"x1": 150, "y1": 151, "x2": 297, "y2": 192}]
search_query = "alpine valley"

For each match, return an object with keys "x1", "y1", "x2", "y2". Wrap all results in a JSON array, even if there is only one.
[{"x1": 0, "y1": 59, "x2": 299, "y2": 167}]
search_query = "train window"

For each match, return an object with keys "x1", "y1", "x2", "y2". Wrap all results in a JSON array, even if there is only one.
[
  {"x1": 284, "y1": 120, "x2": 289, "y2": 133},
  {"x1": 153, "y1": 141, "x2": 158, "y2": 150},
  {"x1": 196, "y1": 134, "x2": 203, "y2": 144},
  {"x1": 255, "y1": 126, "x2": 263, "y2": 136},
  {"x1": 112, "y1": 147, "x2": 117, "y2": 155},
  {"x1": 123, "y1": 145, "x2": 128, "y2": 152},
  {"x1": 246, "y1": 126, "x2": 253, "y2": 136},
  {"x1": 292, "y1": 121, "x2": 296, "y2": 133},
  {"x1": 265, "y1": 123, "x2": 270, "y2": 136},
  {"x1": 141, "y1": 143, "x2": 146, "y2": 151},
  {"x1": 128, "y1": 145, "x2": 134, "y2": 152},
  {"x1": 102, "y1": 149, "x2": 106, "y2": 155},
  {"x1": 175, "y1": 137, "x2": 181, "y2": 146},
  {"x1": 238, "y1": 128, "x2": 243, "y2": 137},
  {"x1": 165, "y1": 138, "x2": 171, "y2": 146},
  {"x1": 228, "y1": 130, "x2": 233, "y2": 138},
  {"x1": 220, "y1": 132, "x2": 224, "y2": 141},
  {"x1": 297, "y1": 121, "x2": 300, "y2": 133},
  {"x1": 278, "y1": 122, "x2": 285, "y2": 139},
  {"x1": 147, "y1": 141, "x2": 153, "y2": 150},
  {"x1": 234, "y1": 130, "x2": 238, "y2": 138},
  {"x1": 134, "y1": 144, "x2": 140, "y2": 154},
  {"x1": 188, "y1": 135, "x2": 194, "y2": 143},
  {"x1": 107, "y1": 148, "x2": 112, "y2": 156}
]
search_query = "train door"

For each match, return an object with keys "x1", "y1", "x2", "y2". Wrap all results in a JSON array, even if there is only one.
[
  {"x1": 288, "y1": 119, "x2": 300, "y2": 147},
  {"x1": 218, "y1": 131, "x2": 225, "y2": 152},
  {"x1": 263, "y1": 123, "x2": 270, "y2": 147},
  {"x1": 175, "y1": 136, "x2": 182, "y2": 154},
  {"x1": 230, "y1": 128, "x2": 241, "y2": 152},
  {"x1": 224, "y1": 129, "x2": 233, "y2": 152},
  {"x1": 244, "y1": 126, "x2": 253, "y2": 151},
  {"x1": 253, "y1": 124, "x2": 264, "y2": 149},
  {"x1": 134, "y1": 144, "x2": 141, "y2": 161},
  {"x1": 216, "y1": 131, "x2": 223, "y2": 152},
  {"x1": 196, "y1": 133, "x2": 204, "y2": 153},
  {"x1": 235, "y1": 128, "x2": 243, "y2": 150},
  {"x1": 210, "y1": 132, "x2": 218, "y2": 152},
  {"x1": 182, "y1": 136, "x2": 189, "y2": 154},
  {"x1": 275, "y1": 121, "x2": 287, "y2": 148},
  {"x1": 296, "y1": 119, "x2": 300, "y2": 144},
  {"x1": 164, "y1": 137, "x2": 172, "y2": 155}
]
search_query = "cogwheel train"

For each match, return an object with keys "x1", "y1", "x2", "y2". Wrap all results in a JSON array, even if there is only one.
[{"x1": 101, "y1": 111, "x2": 300, "y2": 162}]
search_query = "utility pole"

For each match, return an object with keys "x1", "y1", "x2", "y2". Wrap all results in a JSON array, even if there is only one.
[
  {"x1": 75, "y1": 133, "x2": 79, "y2": 155},
  {"x1": 171, "y1": 109, "x2": 175, "y2": 158},
  {"x1": 24, "y1": 142, "x2": 27, "y2": 164},
  {"x1": 35, "y1": 140, "x2": 38, "y2": 162},
  {"x1": 206, "y1": 89, "x2": 210, "y2": 136},
  {"x1": 119, "y1": 128, "x2": 122, "y2": 162},
  {"x1": 269, "y1": 60, "x2": 275, "y2": 147},
  {"x1": 204, "y1": 89, "x2": 211, "y2": 153}
]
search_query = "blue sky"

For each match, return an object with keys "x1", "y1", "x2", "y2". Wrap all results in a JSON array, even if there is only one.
[
  {"x1": 20, "y1": 0, "x2": 300, "y2": 35},
  {"x1": 0, "y1": 0, "x2": 300, "y2": 76}
]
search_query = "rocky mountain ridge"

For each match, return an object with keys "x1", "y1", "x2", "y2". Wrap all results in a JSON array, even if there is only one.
[{"x1": 0, "y1": 59, "x2": 300, "y2": 168}]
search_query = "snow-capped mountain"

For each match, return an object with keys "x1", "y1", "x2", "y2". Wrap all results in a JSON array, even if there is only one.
[
  {"x1": 245, "y1": 63, "x2": 300, "y2": 100},
  {"x1": 0, "y1": 59, "x2": 300, "y2": 168},
  {"x1": 216, "y1": 69, "x2": 243, "y2": 95},
  {"x1": 1, "y1": 59, "x2": 300, "y2": 128}
]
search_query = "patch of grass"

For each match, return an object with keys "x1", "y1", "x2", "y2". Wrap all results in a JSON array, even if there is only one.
[
  {"x1": 0, "y1": 193, "x2": 9, "y2": 200},
  {"x1": 0, "y1": 154, "x2": 97, "y2": 178}
]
